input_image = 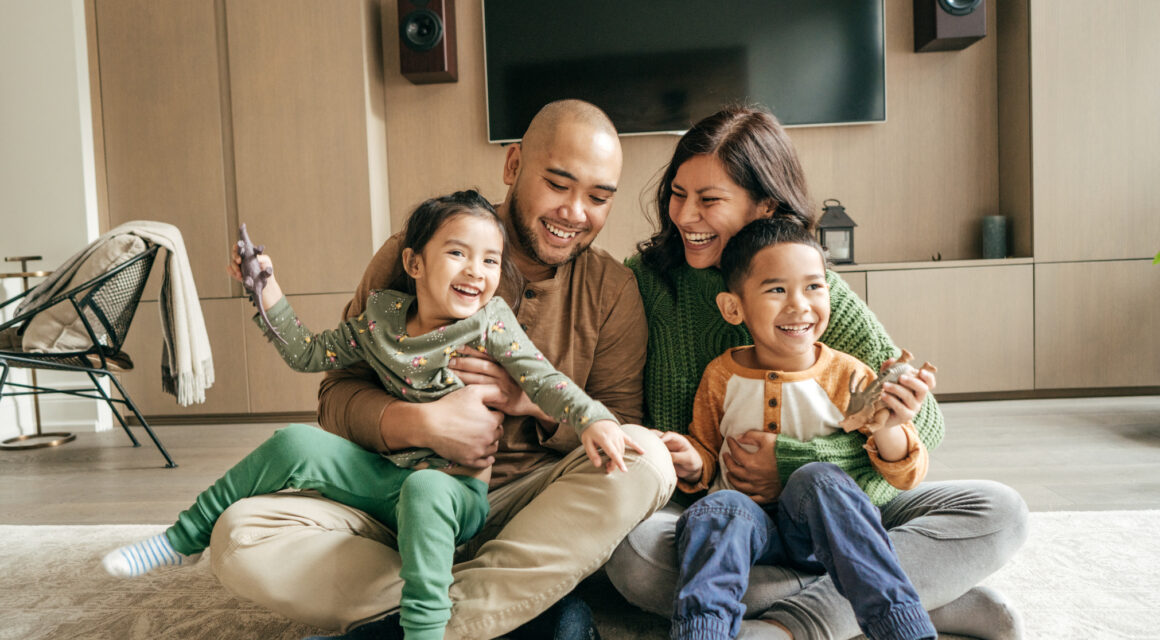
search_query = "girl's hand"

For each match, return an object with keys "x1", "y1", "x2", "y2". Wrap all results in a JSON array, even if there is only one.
[
  {"x1": 652, "y1": 429, "x2": 702, "y2": 483},
  {"x1": 581, "y1": 420, "x2": 645, "y2": 474},
  {"x1": 226, "y1": 245, "x2": 281, "y2": 309},
  {"x1": 879, "y1": 359, "x2": 936, "y2": 429}
]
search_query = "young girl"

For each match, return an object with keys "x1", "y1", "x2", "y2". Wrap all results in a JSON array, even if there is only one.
[{"x1": 101, "y1": 189, "x2": 642, "y2": 640}]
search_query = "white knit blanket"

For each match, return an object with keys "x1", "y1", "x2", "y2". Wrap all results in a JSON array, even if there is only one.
[{"x1": 16, "y1": 221, "x2": 214, "y2": 405}]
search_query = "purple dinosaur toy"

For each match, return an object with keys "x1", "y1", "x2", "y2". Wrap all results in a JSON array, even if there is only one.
[{"x1": 237, "y1": 223, "x2": 287, "y2": 344}]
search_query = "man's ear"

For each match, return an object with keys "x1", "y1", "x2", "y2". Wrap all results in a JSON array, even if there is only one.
[
  {"x1": 401, "y1": 247, "x2": 422, "y2": 280},
  {"x1": 716, "y1": 291, "x2": 745, "y2": 326},
  {"x1": 502, "y1": 143, "x2": 522, "y2": 186}
]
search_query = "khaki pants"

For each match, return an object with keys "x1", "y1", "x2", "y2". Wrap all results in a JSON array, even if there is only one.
[{"x1": 208, "y1": 424, "x2": 676, "y2": 639}]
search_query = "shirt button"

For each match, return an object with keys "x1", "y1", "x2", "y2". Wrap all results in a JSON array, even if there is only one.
[
  {"x1": 768, "y1": 421, "x2": 778, "y2": 431},
  {"x1": 768, "y1": 397, "x2": 777, "y2": 407},
  {"x1": 524, "y1": 289, "x2": 536, "y2": 299},
  {"x1": 767, "y1": 372, "x2": 778, "y2": 381}
]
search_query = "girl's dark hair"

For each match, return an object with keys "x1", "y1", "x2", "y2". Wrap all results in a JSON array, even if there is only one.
[
  {"x1": 637, "y1": 104, "x2": 815, "y2": 284},
  {"x1": 719, "y1": 217, "x2": 828, "y2": 293},
  {"x1": 389, "y1": 189, "x2": 521, "y2": 296}
]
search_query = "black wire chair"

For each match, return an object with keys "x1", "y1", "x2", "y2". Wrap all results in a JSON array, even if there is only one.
[{"x1": 0, "y1": 243, "x2": 176, "y2": 467}]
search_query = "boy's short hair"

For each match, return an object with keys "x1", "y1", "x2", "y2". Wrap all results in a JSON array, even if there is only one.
[{"x1": 720, "y1": 217, "x2": 828, "y2": 293}]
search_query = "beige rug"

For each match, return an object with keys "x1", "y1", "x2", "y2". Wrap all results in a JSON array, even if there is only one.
[{"x1": 1, "y1": 511, "x2": 1156, "y2": 640}]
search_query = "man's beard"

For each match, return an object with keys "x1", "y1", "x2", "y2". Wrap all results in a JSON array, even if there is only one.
[{"x1": 509, "y1": 187, "x2": 591, "y2": 268}]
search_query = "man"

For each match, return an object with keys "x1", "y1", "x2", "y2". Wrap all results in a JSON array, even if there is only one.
[{"x1": 208, "y1": 100, "x2": 676, "y2": 640}]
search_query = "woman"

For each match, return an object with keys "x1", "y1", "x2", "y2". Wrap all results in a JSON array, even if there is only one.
[{"x1": 605, "y1": 105, "x2": 1029, "y2": 639}]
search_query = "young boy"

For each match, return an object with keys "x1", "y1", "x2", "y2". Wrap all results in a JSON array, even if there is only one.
[{"x1": 661, "y1": 217, "x2": 937, "y2": 640}]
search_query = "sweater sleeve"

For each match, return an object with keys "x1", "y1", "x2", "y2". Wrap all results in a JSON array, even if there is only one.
[
  {"x1": 253, "y1": 297, "x2": 367, "y2": 372},
  {"x1": 485, "y1": 300, "x2": 617, "y2": 434},
  {"x1": 316, "y1": 234, "x2": 406, "y2": 451},
  {"x1": 680, "y1": 358, "x2": 728, "y2": 493},
  {"x1": 865, "y1": 424, "x2": 928, "y2": 490},
  {"x1": 823, "y1": 271, "x2": 945, "y2": 453}
]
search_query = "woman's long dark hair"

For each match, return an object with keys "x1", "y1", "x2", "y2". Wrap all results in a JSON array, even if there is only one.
[{"x1": 637, "y1": 105, "x2": 815, "y2": 285}]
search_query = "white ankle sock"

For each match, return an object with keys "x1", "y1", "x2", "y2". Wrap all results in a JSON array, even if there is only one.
[{"x1": 101, "y1": 533, "x2": 201, "y2": 578}]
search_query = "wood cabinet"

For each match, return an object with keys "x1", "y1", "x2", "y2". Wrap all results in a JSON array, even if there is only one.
[
  {"x1": 243, "y1": 293, "x2": 353, "y2": 414},
  {"x1": 94, "y1": 0, "x2": 233, "y2": 300},
  {"x1": 90, "y1": 0, "x2": 385, "y2": 418},
  {"x1": 841, "y1": 261, "x2": 1035, "y2": 395},
  {"x1": 1027, "y1": 0, "x2": 1160, "y2": 263},
  {"x1": 1034, "y1": 260, "x2": 1160, "y2": 389}
]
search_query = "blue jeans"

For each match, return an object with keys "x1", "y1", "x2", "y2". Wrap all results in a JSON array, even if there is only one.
[{"x1": 672, "y1": 462, "x2": 936, "y2": 640}]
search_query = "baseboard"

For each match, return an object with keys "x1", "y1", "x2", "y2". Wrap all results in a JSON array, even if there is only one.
[
  {"x1": 127, "y1": 411, "x2": 317, "y2": 426},
  {"x1": 939, "y1": 386, "x2": 1160, "y2": 402}
]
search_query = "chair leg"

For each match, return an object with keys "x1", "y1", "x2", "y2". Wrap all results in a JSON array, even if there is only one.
[
  {"x1": 85, "y1": 371, "x2": 140, "y2": 447},
  {"x1": 104, "y1": 372, "x2": 177, "y2": 469}
]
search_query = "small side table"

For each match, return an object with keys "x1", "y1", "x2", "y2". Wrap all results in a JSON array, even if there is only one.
[{"x1": 0, "y1": 255, "x2": 77, "y2": 450}]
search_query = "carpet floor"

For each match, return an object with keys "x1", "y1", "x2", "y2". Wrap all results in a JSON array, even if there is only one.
[{"x1": 1, "y1": 510, "x2": 1156, "y2": 640}]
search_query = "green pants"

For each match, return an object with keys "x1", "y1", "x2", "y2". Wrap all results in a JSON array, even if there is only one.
[{"x1": 166, "y1": 423, "x2": 489, "y2": 640}]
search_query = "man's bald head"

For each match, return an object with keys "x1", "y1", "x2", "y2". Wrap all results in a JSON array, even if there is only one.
[
  {"x1": 499, "y1": 99, "x2": 622, "y2": 275},
  {"x1": 520, "y1": 99, "x2": 618, "y2": 153}
]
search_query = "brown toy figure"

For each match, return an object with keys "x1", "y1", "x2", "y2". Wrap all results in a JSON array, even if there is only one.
[
  {"x1": 237, "y1": 223, "x2": 287, "y2": 345},
  {"x1": 840, "y1": 349, "x2": 937, "y2": 434}
]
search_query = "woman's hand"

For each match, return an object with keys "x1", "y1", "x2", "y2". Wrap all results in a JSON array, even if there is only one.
[
  {"x1": 450, "y1": 346, "x2": 551, "y2": 421},
  {"x1": 652, "y1": 430, "x2": 703, "y2": 483},
  {"x1": 581, "y1": 420, "x2": 646, "y2": 474},
  {"x1": 723, "y1": 430, "x2": 780, "y2": 504},
  {"x1": 879, "y1": 357, "x2": 937, "y2": 430}
]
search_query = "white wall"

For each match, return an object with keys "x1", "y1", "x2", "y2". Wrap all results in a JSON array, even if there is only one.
[{"x1": 1, "y1": 0, "x2": 107, "y2": 439}]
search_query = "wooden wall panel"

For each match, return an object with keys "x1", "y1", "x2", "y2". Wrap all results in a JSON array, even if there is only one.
[
  {"x1": 117, "y1": 298, "x2": 250, "y2": 416},
  {"x1": 243, "y1": 293, "x2": 351, "y2": 414},
  {"x1": 381, "y1": 0, "x2": 1003, "y2": 264},
  {"x1": 226, "y1": 0, "x2": 375, "y2": 295},
  {"x1": 1030, "y1": 0, "x2": 1160, "y2": 262},
  {"x1": 866, "y1": 265, "x2": 1034, "y2": 394},
  {"x1": 997, "y1": 0, "x2": 1032, "y2": 259},
  {"x1": 790, "y1": 0, "x2": 1000, "y2": 264},
  {"x1": 93, "y1": 0, "x2": 232, "y2": 299},
  {"x1": 1034, "y1": 261, "x2": 1160, "y2": 389}
]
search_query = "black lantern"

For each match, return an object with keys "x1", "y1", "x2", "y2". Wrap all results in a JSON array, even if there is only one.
[{"x1": 818, "y1": 199, "x2": 857, "y2": 264}]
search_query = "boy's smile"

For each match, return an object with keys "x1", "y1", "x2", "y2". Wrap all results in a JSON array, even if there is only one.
[{"x1": 718, "y1": 242, "x2": 830, "y2": 372}]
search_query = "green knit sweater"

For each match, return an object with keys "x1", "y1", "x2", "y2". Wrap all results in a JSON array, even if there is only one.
[{"x1": 626, "y1": 256, "x2": 944, "y2": 506}]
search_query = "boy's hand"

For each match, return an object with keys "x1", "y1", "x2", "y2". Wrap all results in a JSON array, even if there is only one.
[
  {"x1": 581, "y1": 420, "x2": 645, "y2": 474},
  {"x1": 878, "y1": 358, "x2": 937, "y2": 430},
  {"x1": 652, "y1": 430, "x2": 702, "y2": 483}
]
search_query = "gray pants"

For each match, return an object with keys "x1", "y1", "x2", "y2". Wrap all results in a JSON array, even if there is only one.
[{"x1": 605, "y1": 480, "x2": 1029, "y2": 639}]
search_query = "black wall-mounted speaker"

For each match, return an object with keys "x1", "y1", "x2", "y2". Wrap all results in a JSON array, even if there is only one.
[
  {"x1": 398, "y1": 0, "x2": 457, "y2": 84},
  {"x1": 914, "y1": 0, "x2": 986, "y2": 52}
]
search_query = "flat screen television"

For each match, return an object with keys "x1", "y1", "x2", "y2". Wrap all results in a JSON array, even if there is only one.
[{"x1": 482, "y1": 0, "x2": 886, "y2": 143}]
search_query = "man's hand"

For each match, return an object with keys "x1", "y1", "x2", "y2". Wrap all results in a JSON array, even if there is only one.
[
  {"x1": 580, "y1": 420, "x2": 646, "y2": 474},
  {"x1": 723, "y1": 431, "x2": 780, "y2": 504},
  {"x1": 450, "y1": 346, "x2": 552, "y2": 422},
  {"x1": 652, "y1": 430, "x2": 703, "y2": 484},
  {"x1": 385, "y1": 384, "x2": 505, "y2": 469}
]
